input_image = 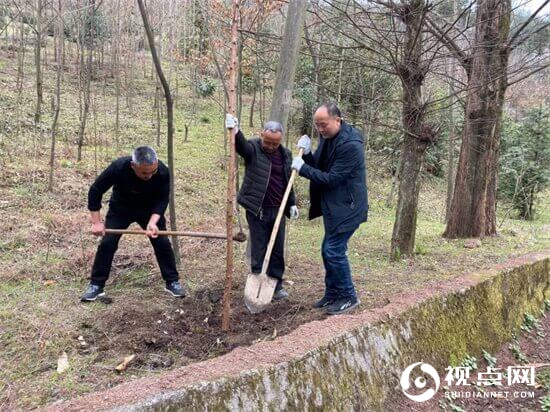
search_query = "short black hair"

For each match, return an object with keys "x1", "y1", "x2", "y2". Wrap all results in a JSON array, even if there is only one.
[{"x1": 319, "y1": 101, "x2": 342, "y2": 118}]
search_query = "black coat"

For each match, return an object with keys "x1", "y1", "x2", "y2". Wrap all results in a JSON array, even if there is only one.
[
  {"x1": 300, "y1": 122, "x2": 368, "y2": 235},
  {"x1": 235, "y1": 130, "x2": 296, "y2": 217},
  {"x1": 88, "y1": 156, "x2": 170, "y2": 216}
]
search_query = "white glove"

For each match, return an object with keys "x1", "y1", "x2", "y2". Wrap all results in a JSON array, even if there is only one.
[
  {"x1": 292, "y1": 156, "x2": 304, "y2": 172},
  {"x1": 297, "y1": 134, "x2": 311, "y2": 155},
  {"x1": 290, "y1": 205, "x2": 299, "y2": 219},
  {"x1": 225, "y1": 113, "x2": 239, "y2": 132}
]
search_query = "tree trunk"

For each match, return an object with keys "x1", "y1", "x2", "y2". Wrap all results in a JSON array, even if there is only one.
[
  {"x1": 222, "y1": 0, "x2": 240, "y2": 332},
  {"x1": 444, "y1": 0, "x2": 511, "y2": 238},
  {"x1": 16, "y1": 13, "x2": 25, "y2": 96},
  {"x1": 445, "y1": 100, "x2": 456, "y2": 223},
  {"x1": 390, "y1": 0, "x2": 435, "y2": 260},
  {"x1": 269, "y1": 0, "x2": 308, "y2": 132},
  {"x1": 445, "y1": 56, "x2": 457, "y2": 223},
  {"x1": 137, "y1": 0, "x2": 181, "y2": 264},
  {"x1": 156, "y1": 83, "x2": 161, "y2": 146},
  {"x1": 49, "y1": 0, "x2": 63, "y2": 192},
  {"x1": 249, "y1": 84, "x2": 256, "y2": 128},
  {"x1": 34, "y1": 0, "x2": 43, "y2": 128},
  {"x1": 114, "y1": 0, "x2": 121, "y2": 150},
  {"x1": 77, "y1": 0, "x2": 95, "y2": 162}
]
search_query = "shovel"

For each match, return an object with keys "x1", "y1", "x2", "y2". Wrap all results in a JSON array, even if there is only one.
[
  {"x1": 104, "y1": 228, "x2": 246, "y2": 242},
  {"x1": 244, "y1": 148, "x2": 304, "y2": 314}
]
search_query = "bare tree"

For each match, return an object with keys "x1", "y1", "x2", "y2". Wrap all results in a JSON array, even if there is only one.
[
  {"x1": 48, "y1": 0, "x2": 62, "y2": 191},
  {"x1": 137, "y1": 0, "x2": 181, "y2": 264},
  {"x1": 33, "y1": 0, "x2": 43, "y2": 127},
  {"x1": 77, "y1": 0, "x2": 96, "y2": 162},
  {"x1": 222, "y1": 0, "x2": 240, "y2": 332}
]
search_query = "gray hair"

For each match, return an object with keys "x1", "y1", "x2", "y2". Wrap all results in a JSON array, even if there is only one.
[
  {"x1": 263, "y1": 120, "x2": 284, "y2": 135},
  {"x1": 132, "y1": 146, "x2": 158, "y2": 165}
]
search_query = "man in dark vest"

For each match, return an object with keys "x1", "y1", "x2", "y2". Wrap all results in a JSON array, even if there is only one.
[
  {"x1": 225, "y1": 114, "x2": 299, "y2": 300},
  {"x1": 81, "y1": 146, "x2": 185, "y2": 301},
  {"x1": 292, "y1": 102, "x2": 368, "y2": 315}
]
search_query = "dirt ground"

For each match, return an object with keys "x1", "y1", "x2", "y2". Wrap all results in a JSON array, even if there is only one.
[{"x1": 384, "y1": 303, "x2": 550, "y2": 411}]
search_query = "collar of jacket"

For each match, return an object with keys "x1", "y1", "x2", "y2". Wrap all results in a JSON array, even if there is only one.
[{"x1": 318, "y1": 121, "x2": 361, "y2": 163}]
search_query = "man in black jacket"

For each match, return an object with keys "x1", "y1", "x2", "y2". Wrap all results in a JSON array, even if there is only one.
[
  {"x1": 226, "y1": 114, "x2": 299, "y2": 300},
  {"x1": 81, "y1": 146, "x2": 185, "y2": 301},
  {"x1": 292, "y1": 102, "x2": 368, "y2": 315}
]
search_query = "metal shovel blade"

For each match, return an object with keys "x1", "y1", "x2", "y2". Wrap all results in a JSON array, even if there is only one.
[{"x1": 243, "y1": 272, "x2": 277, "y2": 314}]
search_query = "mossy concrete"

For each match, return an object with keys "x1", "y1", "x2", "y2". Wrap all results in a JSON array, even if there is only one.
[{"x1": 46, "y1": 254, "x2": 549, "y2": 412}]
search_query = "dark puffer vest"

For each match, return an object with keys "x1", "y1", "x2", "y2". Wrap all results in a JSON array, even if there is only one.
[{"x1": 235, "y1": 130, "x2": 296, "y2": 218}]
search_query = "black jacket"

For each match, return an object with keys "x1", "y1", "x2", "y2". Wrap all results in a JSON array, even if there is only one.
[
  {"x1": 88, "y1": 156, "x2": 170, "y2": 216},
  {"x1": 235, "y1": 130, "x2": 296, "y2": 217},
  {"x1": 300, "y1": 122, "x2": 368, "y2": 235}
]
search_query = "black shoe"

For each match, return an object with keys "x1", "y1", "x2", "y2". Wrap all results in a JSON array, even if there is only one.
[
  {"x1": 313, "y1": 296, "x2": 335, "y2": 309},
  {"x1": 165, "y1": 281, "x2": 186, "y2": 298},
  {"x1": 272, "y1": 287, "x2": 289, "y2": 301},
  {"x1": 80, "y1": 284, "x2": 105, "y2": 302},
  {"x1": 326, "y1": 297, "x2": 360, "y2": 315}
]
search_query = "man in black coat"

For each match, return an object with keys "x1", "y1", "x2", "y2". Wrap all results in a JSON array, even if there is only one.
[
  {"x1": 292, "y1": 102, "x2": 368, "y2": 315},
  {"x1": 81, "y1": 146, "x2": 185, "y2": 301},
  {"x1": 226, "y1": 115, "x2": 299, "y2": 300}
]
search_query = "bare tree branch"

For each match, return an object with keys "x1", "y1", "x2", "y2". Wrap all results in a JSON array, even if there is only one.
[{"x1": 508, "y1": 0, "x2": 550, "y2": 49}]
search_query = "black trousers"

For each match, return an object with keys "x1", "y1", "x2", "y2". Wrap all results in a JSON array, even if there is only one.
[
  {"x1": 246, "y1": 207, "x2": 285, "y2": 284},
  {"x1": 90, "y1": 208, "x2": 179, "y2": 287}
]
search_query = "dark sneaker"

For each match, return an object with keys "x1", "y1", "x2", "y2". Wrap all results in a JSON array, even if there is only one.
[
  {"x1": 312, "y1": 296, "x2": 335, "y2": 309},
  {"x1": 272, "y1": 287, "x2": 289, "y2": 301},
  {"x1": 326, "y1": 297, "x2": 360, "y2": 315},
  {"x1": 80, "y1": 284, "x2": 105, "y2": 302},
  {"x1": 165, "y1": 281, "x2": 186, "y2": 298}
]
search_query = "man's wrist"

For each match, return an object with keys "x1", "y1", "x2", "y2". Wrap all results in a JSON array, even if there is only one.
[
  {"x1": 90, "y1": 211, "x2": 101, "y2": 224},
  {"x1": 148, "y1": 214, "x2": 161, "y2": 225}
]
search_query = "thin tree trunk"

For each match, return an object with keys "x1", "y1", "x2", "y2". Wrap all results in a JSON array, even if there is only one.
[
  {"x1": 137, "y1": 0, "x2": 181, "y2": 264},
  {"x1": 114, "y1": 0, "x2": 121, "y2": 150},
  {"x1": 222, "y1": 0, "x2": 239, "y2": 332},
  {"x1": 249, "y1": 84, "x2": 256, "y2": 128},
  {"x1": 237, "y1": 38, "x2": 243, "y2": 122},
  {"x1": 77, "y1": 0, "x2": 95, "y2": 162},
  {"x1": 445, "y1": 0, "x2": 457, "y2": 224},
  {"x1": 259, "y1": 74, "x2": 265, "y2": 125},
  {"x1": 34, "y1": 0, "x2": 43, "y2": 128},
  {"x1": 49, "y1": 0, "x2": 63, "y2": 192},
  {"x1": 156, "y1": 84, "x2": 161, "y2": 146},
  {"x1": 16, "y1": 13, "x2": 25, "y2": 96},
  {"x1": 445, "y1": 103, "x2": 455, "y2": 223}
]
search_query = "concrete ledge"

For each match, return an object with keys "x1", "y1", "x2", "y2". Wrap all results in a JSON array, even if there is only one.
[{"x1": 45, "y1": 252, "x2": 549, "y2": 411}]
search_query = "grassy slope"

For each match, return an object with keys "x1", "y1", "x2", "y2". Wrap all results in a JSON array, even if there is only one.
[{"x1": 0, "y1": 44, "x2": 548, "y2": 408}]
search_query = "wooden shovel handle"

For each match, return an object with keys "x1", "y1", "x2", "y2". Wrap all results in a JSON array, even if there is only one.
[
  {"x1": 104, "y1": 228, "x2": 246, "y2": 242},
  {"x1": 260, "y1": 148, "x2": 304, "y2": 275}
]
